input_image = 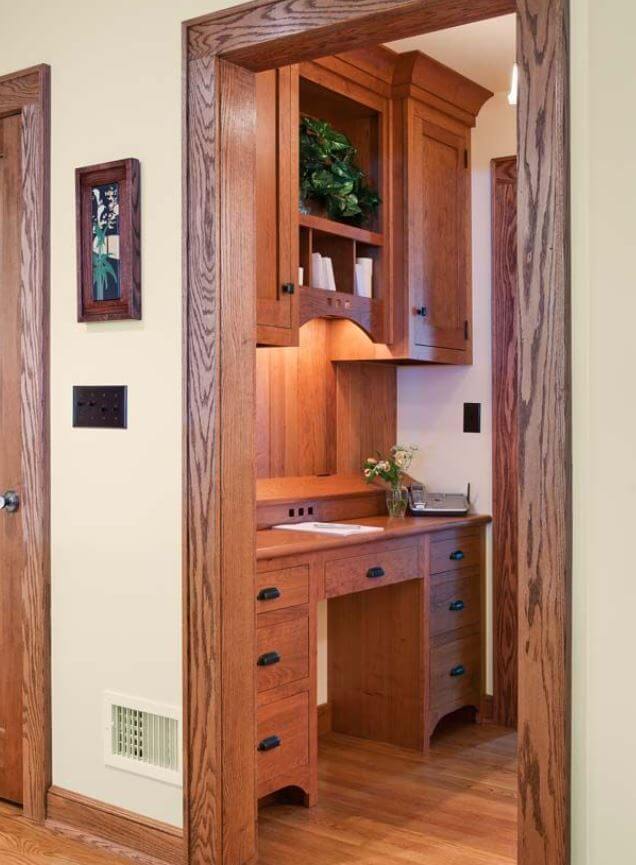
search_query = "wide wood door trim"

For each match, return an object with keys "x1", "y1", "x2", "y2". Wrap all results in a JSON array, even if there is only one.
[
  {"x1": 183, "y1": 3, "x2": 570, "y2": 865},
  {"x1": 491, "y1": 155, "x2": 518, "y2": 728},
  {"x1": 0, "y1": 64, "x2": 50, "y2": 823}
]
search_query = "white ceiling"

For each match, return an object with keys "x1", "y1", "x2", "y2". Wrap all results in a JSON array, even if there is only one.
[{"x1": 387, "y1": 14, "x2": 516, "y2": 94}]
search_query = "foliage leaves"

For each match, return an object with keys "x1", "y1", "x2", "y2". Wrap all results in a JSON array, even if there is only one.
[{"x1": 300, "y1": 117, "x2": 381, "y2": 223}]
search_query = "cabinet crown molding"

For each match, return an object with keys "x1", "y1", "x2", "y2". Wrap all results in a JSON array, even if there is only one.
[{"x1": 392, "y1": 50, "x2": 493, "y2": 123}]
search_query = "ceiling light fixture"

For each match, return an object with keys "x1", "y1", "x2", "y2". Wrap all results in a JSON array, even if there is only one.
[{"x1": 508, "y1": 63, "x2": 519, "y2": 106}]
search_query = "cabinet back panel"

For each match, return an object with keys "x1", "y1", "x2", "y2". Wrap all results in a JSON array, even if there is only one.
[{"x1": 256, "y1": 320, "x2": 396, "y2": 478}]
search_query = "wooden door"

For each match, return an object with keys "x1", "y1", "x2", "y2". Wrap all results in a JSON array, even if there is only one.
[
  {"x1": 256, "y1": 66, "x2": 299, "y2": 346},
  {"x1": 0, "y1": 112, "x2": 24, "y2": 804},
  {"x1": 491, "y1": 156, "x2": 518, "y2": 728},
  {"x1": 409, "y1": 108, "x2": 469, "y2": 353}
]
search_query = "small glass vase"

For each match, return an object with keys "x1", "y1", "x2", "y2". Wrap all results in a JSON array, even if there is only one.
[{"x1": 386, "y1": 486, "x2": 408, "y2": 519}]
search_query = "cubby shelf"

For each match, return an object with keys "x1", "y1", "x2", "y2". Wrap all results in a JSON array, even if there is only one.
[{"x1": 299, "y1": 213, "x2": 384, "y2": 247}]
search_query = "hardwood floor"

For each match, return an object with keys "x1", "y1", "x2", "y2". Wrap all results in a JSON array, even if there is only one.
[
  {"x1": 259, "y1": 720, "x2": 518, "y2": 864},
  {"x1": 0, "y1": 721, "x2": 516, "y2": 865},
  {"x1": 0, "y1": 801, "x2": 140, "y2": 865}
]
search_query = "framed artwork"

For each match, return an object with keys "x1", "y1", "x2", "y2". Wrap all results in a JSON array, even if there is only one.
[{"x1": 76, "y1": 158, "x2": 141, "y2": 321}]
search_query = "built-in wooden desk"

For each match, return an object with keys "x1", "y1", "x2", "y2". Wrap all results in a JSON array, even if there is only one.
[{"x1": 255, "y1": 512, "x2": 491, "y2": 806}]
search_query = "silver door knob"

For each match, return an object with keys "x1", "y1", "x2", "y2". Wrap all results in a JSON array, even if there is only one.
[{"x1": 0, "y1": 491, "x2": 19, "y2": 513}]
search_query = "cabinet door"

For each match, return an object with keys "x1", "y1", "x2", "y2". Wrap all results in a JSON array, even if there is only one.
[
  {"x1": 256, "y1": 67, "x2": 299, "y2": 346},
  {"x1": 409, "y1": 111, "x2": 469, "y2": 353}
]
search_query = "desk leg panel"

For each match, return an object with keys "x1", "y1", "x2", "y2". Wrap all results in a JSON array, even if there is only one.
[{"x1": 328, "y1": 579, "x2": 427, "y2": 751}]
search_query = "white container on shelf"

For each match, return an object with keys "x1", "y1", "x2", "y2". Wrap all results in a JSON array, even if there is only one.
[
  {"x1": 311, "y1": 253, "x2": 325, "y2": 289},
  {"x1": 298, "y1": 266, "x2": 304, "y2": 286},
  {"x1": 323, "y1": 257, "x2": 337, "y2": 292},
  {"x1": 355, "y1": 257, "x2": 373, "y2": 298}
]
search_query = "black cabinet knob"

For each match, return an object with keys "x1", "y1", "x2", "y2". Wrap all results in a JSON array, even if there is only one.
[
  {"x1": 450, "y1": 665, "x2": 466, "y2": 678},
  {"x1": 257, "y1": 587, "x2": 281, "y2": 602},
  {"x1": 257, "y1": 651, "x2": 281, "y2": 667},
  {"x1": 281, "y1": 282, "x2": 295, "y2": 295},
  {"x1": 449, "y1": 600, "x2": 465, "y2": 612},
  {"x1": 449, "y1": 550, "x2": 465, "y2": 561},
  {"x1": 258, "y1": 735, "x2": 281, "y2": 752},
  {"x1": 367, "y1": 566, "x2": 386, "y2": 579}
]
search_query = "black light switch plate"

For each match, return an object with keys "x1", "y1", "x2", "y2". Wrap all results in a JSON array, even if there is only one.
[
  {"x1": 463, "y1": 402, "x2": 481, "y2": 434},
  {"x1": 73, "y1": 386, "x2": 127, "y2": 428}
]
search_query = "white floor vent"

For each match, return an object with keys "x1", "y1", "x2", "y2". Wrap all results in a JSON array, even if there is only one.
[{"x1": 104, "y1": 692, "x2": 181, "y2": 786}]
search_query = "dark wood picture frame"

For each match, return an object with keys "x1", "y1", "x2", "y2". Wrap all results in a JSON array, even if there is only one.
[
  {"x1": 76, "y1": 158, "x2": 141, "y2": 322},
  {"x1": 181, "y1": 2, "x2": 571, "y2": 865}
]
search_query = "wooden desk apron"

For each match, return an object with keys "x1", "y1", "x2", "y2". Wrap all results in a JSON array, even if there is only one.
[{"x1": 254, "y1": 515, "x2": 490, "y2": 804}]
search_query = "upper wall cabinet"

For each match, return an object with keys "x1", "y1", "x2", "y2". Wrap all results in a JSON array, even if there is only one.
[
  {"x1": 331, "y1": 49, "x2": 492, "y2": 365},
  {"x1": 256, "y1": 67, "x2": 300, "y2": 347},
  {"x1": 296, "y1": 55, "x2": 392, "y2": 345}
]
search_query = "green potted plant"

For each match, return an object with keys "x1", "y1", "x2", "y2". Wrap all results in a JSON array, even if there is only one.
[
  {"x1": 300, "y1": 116, "x2": 381, "y2": 225},
  {"x1": 363, "y1": 445, "x2": 418, "y2": 518}
]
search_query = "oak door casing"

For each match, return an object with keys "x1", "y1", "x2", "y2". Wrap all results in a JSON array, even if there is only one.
[
  {"x1": 408, "y1": 107, "x2": 469, "y2": 353},
  {"x1": 256, "y1": 66, "x2": 299, "y2": 346},
  {"x1": 491, "y1": 156, "x2": 518, "y2": 728}
]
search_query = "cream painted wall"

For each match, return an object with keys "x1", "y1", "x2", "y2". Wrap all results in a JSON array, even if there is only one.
[
  {"x1": 571, "y1": 1, "x2": 636, "y2": 862},
  {"x1": 398, "y1": 92, "x2": 516, "y2": 693},
  {"x1": 0, "y1": 0, "x2": 236, "y2": 828}
]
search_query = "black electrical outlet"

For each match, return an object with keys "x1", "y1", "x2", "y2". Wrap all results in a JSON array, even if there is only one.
[
  {"x1": 73, "y1": 386, "x2": 127, "y2": 429},
  {"x1": 463, "y1": 402, "x2": 481, "y2": 434}
]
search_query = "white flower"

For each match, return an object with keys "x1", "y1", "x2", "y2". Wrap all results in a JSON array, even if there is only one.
[
  {"x1": 366, "y1": 457, "x2": 377, "y2": 465},
  {"x1": 364, "y1": 468, "x2": 372, "y2": 478}
]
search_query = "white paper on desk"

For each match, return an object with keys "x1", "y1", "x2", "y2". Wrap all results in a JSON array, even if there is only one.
[{"x1": 273, "y1": 522, "x2": 385, "y2": 537}]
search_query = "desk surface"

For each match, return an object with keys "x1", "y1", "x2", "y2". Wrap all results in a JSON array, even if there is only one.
[{"x1": 256, "y1": 513, "x2": 491, "y2": 560}]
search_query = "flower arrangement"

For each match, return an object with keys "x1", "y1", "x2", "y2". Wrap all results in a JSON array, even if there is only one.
[{"x1": 363, "y1": 445, "x2": 418, "y2": 518}]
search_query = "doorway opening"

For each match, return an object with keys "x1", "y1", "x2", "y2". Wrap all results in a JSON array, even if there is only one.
[{"x1": 182, "y1": 3, "x2": 570, "y2": 865}]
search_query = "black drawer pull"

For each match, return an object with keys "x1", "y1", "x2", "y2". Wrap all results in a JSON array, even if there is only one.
[
  {"x1": 449, "y1": 600, "x2": 465, "y2": 612},
  {"x1": 449, "y1": 550, "x2": 465, "y2": 561},
  {"x1": 258, "y1": 735, "x2": 281, "y2": 752},
  {"x1": 257, "y1": 651, "x2": 281, "y2": 667},
  {"x1": 257, "y1": 587, "x2": 281, "y2": 602},
  {"x1": 450, "y1": 665, "x2": 466, "y2": 678},
  {"x1": 367, "y1": 566, "x2": 386, "y2": 579}
]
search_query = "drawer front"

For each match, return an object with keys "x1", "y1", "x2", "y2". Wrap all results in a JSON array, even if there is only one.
[
  {"x1": 430, "y1": 530, "x2": 481, "y2": 575},
  {"x1": 256, "y1": 565, "x2": 309, "y2": 613},
  {"x1": 256, "y1": 611, "x2": 309, "y2": 693},
  {"x1": 430, "y1": 634, "x2": 481, "y2": 714},
  {"x1": 257, "y1": 691, "x2": 309, "y2": 785},
  {"x1": 430, "y1": 568, "x2": 481, "y2": 637},
  {"x1": 325, "y1": 544, "x2": 419, "y2": 599}
]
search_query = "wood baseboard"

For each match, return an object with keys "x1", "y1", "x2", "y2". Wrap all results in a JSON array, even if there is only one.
[
  {"x1": 317, "y1": 701, "x2": 332, "y2": 737},
  {"x1": 478, "y1": 694, "x2": 494, "y2": 724},
  {"x1": 46, "y1": 786, "x2": 184, "y2": 865}
]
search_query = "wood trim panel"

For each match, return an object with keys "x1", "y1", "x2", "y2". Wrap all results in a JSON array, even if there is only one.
[
  {"x1": 183, "y1": 2, "x2": 571, "y2": 864},
  {"x1": 516, "y1": 1, "x2": 571, "y2": 863},
  {"x1": 46, "y1": 787, "x2": 183, "y2": 865},
  {"x1": 187, "y1": 0, "x2": 516, "y2": 69},
  {"x1": 0, "y1": 64, "x2": 50, "y2": 823},
  {"x1": 491, "y1": 155, "x2": 518, "y2": 729}
]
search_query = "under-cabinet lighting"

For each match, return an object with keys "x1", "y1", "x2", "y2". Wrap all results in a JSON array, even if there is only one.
[{"x1": 508, "y1": 63, "x2": 519, "y2": 106}]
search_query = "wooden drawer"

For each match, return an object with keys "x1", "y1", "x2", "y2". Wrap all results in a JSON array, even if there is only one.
[
  {"x1": 255, "y1": 565, "x2": 309, "y2": 613},
  {"x1": 256, "y1": 608, "x2": 309, "y2": 693},
  {"x1": 430, "y1": 529, "x2": 481, "y2": 575},
  {"x1": 430, "y1": 567, "x2": 481, "y2": 637},
  {"x1": 325, "y1": 543, "x2": 419, "y2": 599},
  {"x1": 430, "y1": 634, "x2": 481, "y2": 715},
  {"x1": 257, "y1": 691, "x2": 309, "y2": 787}
]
